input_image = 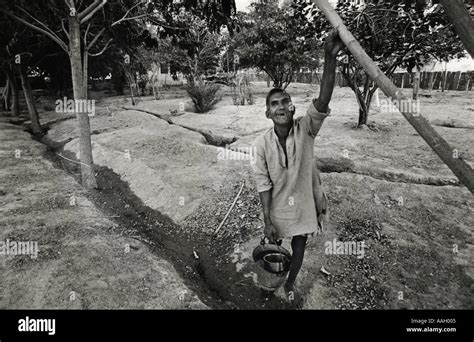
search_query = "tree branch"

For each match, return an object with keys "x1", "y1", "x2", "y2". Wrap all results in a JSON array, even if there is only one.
[
  {"x1": 147, "y1": 17, "x2": 188, "y2": 30},
  {"x1": 86, "y1": 27, "x2": 105, "y2": 50},
  {"x1": 111, "y1": 2, "x2": 146, "y2": 27},
  {"x1": 88, "y1": 38, "x2": 112, "y2": 56},
  {"x1": 78, "y1": 0, "x2": 100, "y2": 21},
  {"x1": 83, "y1": 22, "x2": 91, "y2": 46},
  {"x1": 15, "y1": 5, "x2": 58, "y2": 35},
  {"x1": 79, "y1": 0, "x2": 107, "y2": 24},
  {"x1": 0, "y1": 9, "x2": 68, "y2": 52},
  {"x1": 61, "y1": 19, "x2": 70, "y2": 41}
]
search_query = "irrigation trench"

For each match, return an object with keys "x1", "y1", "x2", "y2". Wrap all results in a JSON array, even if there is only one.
[{"x1": 38, "y1": 135, "x2": 291, "y2": 310}]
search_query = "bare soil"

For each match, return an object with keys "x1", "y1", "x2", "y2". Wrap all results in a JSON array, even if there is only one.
[{"x1": 1, "y1": 82, "x2": 472, "y2": 309}]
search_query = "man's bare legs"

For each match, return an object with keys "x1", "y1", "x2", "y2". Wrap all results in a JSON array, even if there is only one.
[{"x1": 284, "y1": 235, "x2": 307, "y2": 293}]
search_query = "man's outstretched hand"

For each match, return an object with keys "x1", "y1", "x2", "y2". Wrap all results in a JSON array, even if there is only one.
[{"x1": 325, "y1": 29, "x2": 344, "y2": 58}]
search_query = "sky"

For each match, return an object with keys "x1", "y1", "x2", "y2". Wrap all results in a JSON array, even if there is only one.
[{"x1": 235, "y1": 0, "x2": 253, "y2": 12}]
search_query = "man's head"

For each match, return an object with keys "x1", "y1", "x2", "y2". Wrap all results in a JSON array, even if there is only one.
[{"x1": 265, "y1": 88, "x2": 295, "y2": 126}]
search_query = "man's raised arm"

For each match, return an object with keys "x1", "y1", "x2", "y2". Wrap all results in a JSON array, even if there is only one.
[{"x1": 306, "y1": 30, "x2": 343, "y2": 137}]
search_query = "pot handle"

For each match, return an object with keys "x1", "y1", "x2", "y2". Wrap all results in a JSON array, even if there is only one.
[{"x1": 260, "y1": 236, "x2": 282, "y2": 246}]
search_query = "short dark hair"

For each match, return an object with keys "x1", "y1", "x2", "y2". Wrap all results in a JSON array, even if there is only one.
[{"x1": 266, "y1": 88, "x2": 291, "y2": 106}]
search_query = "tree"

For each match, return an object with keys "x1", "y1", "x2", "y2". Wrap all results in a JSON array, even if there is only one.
[
  {"x1": 230, "y1": 2, "x2": 322, "y2": 89},
  {"x1": 137, "y1": 49, "x2": 162, "y2": 100},
  {"x1": 1, "y1": 0, "x2": 236, "y2": 189},
  {"x1": 0, "y1": 19, "x2": 22, "y2": 118},
  {"x1": 312, "y1": 0, "x2": 474, "y2": 193},
  {"x1": 155, "y1": 13, "x2": 222, "y2": 85},
  {"x1": 0, "y1": 44, "x2": 20, "y2": 118},
  {"x1": 17, "y1": 52, "x2": 43, "y2": 134},
  {"x1": 294, "y1": 0, "x2": 466, "y2": 126},
  {"x1": 0, "y1": 17, "x2": 49, "y2": 129},
  {"x1": 1, "y1": 0, "x2": 117, "y2": 188}
]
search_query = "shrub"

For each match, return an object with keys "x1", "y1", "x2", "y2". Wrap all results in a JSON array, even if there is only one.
[{"x1": 186, "y1": 81, "x2": 222, "y2": 113}]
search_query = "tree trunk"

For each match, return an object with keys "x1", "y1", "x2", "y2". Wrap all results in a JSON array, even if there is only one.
[
  {"x1": 11, "y1": 76, "x2": 20, "y2": 117},
  {"x1": 413, "y1": 69, "x2": 420, "y2": 100},
  {"x1": 83, "y1": 50, "x2": 88, "y2": 101},
  {"x1": 355, "y1": 89, "x2": 367, "y2": 126},
  {"x1": 441, "y1": 63, "x2": 448, "y2": 92},
  {"x1": 3, "y1": 72, "x2": 12, "y2": 112},
  {"x1": 152, "y1": 81, "x2": 157, "y2": 100},
  {"x1": 152, "y1": 69, "x2": 161, "y2": 100},
  {"x1": 454, "y1": 71, "x2": 462, "y2": 91},
  {"x1": 357, "y1": 87, "x2": 375, "y2": 126},
  {"x1": 427, "y1": 72, "x2": 435, "y2": 96},
  {"x1": 69, "y1": 16, "x2": 97, "y2": 189},
  {"x1": 358, "y1": 107, "x2": 368, "y2": 126},
  {"x1": 19, "y1": 64, "x2": 42, "y2": 135},
  {"x1": 126, "y1": 71, "x2": 136, "y2": 105},
  {"x1": 6, "y1": 66, "x2": 20, "y2": 117}
]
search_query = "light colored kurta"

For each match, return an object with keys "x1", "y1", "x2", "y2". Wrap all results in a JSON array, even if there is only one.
[{"x1": 252, "y1": 100, "x2": 330, "y2": 239}]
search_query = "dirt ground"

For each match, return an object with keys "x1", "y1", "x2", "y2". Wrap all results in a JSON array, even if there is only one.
[
  {"x1": 0, "y1": 121, "x2": 208, "y2": 309},
  {"x1": 1, "y1": 82, "x2": 472, "y2": 309}
]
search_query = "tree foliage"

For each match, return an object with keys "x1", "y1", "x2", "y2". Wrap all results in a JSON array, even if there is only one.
[
  {"x1": 293, "y1": 0, "x2": 467, "y2": 125},
  {"x1": 155, "y1": 13, "x2": 222, "y2": 85},
  {"x1": 229, "y1": 2, "x2": 322, "y2": 89}
]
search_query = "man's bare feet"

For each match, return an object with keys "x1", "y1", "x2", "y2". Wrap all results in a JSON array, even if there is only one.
[{"x1": 284, "y1": 281, "x2": 295, "y2": 302}]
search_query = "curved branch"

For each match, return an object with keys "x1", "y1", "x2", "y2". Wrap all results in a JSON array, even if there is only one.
[
  {"x1": 88, "y1": 39, "x2": 113, "y2": 56},
  {"x1": 0, "y1": 9, "x2": 68, "y2": 52},
  {"x1": 147, "y1": 17, "x2": 187, "y2": 30},
  {"x1": 83, "y1": 22, "x2": 91, "y2": 45},
  {"x1": 61, "y1": 19, "x2": 70, "y2": 41},
  {"x1": 111, "y1": 2, "x2": 146, "y2": 27},
  {"x1": 86, "y1": 27, "x2": 105, "y2": 50}
]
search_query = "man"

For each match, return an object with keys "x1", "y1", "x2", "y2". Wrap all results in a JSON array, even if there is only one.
[{"x1": 252, "y1": 31, "x2": 343, "y2": 302}]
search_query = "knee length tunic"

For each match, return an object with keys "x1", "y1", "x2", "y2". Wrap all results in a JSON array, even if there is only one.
[{"x1": 251, "y1": 100, "x2": 330, "y2": 239}]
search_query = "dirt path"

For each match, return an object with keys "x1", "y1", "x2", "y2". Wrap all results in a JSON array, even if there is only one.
[{"x1": 0, "y1": 119, "x2": 209, "y2": 309}]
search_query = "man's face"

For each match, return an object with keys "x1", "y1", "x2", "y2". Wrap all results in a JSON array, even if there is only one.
[{"x1": 266, "y1": 92, "x2": 294, "y2": 126}]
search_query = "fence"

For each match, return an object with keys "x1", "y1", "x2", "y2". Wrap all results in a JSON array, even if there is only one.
[{"x1": 253, "y1": 70, "x2": 473, "y2": 91}]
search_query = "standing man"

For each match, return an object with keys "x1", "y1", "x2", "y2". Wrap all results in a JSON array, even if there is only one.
[{"x1": 252, "y1": 31, "x2": 343, "y2": 302}]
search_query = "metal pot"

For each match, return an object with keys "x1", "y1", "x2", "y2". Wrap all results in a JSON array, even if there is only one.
[
  {"x1": 252, "y1": 237, "x2": 292, "y2": 290},
  {"x1": 263, "y1": 253, "x2": 290, "y2": 273}
]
